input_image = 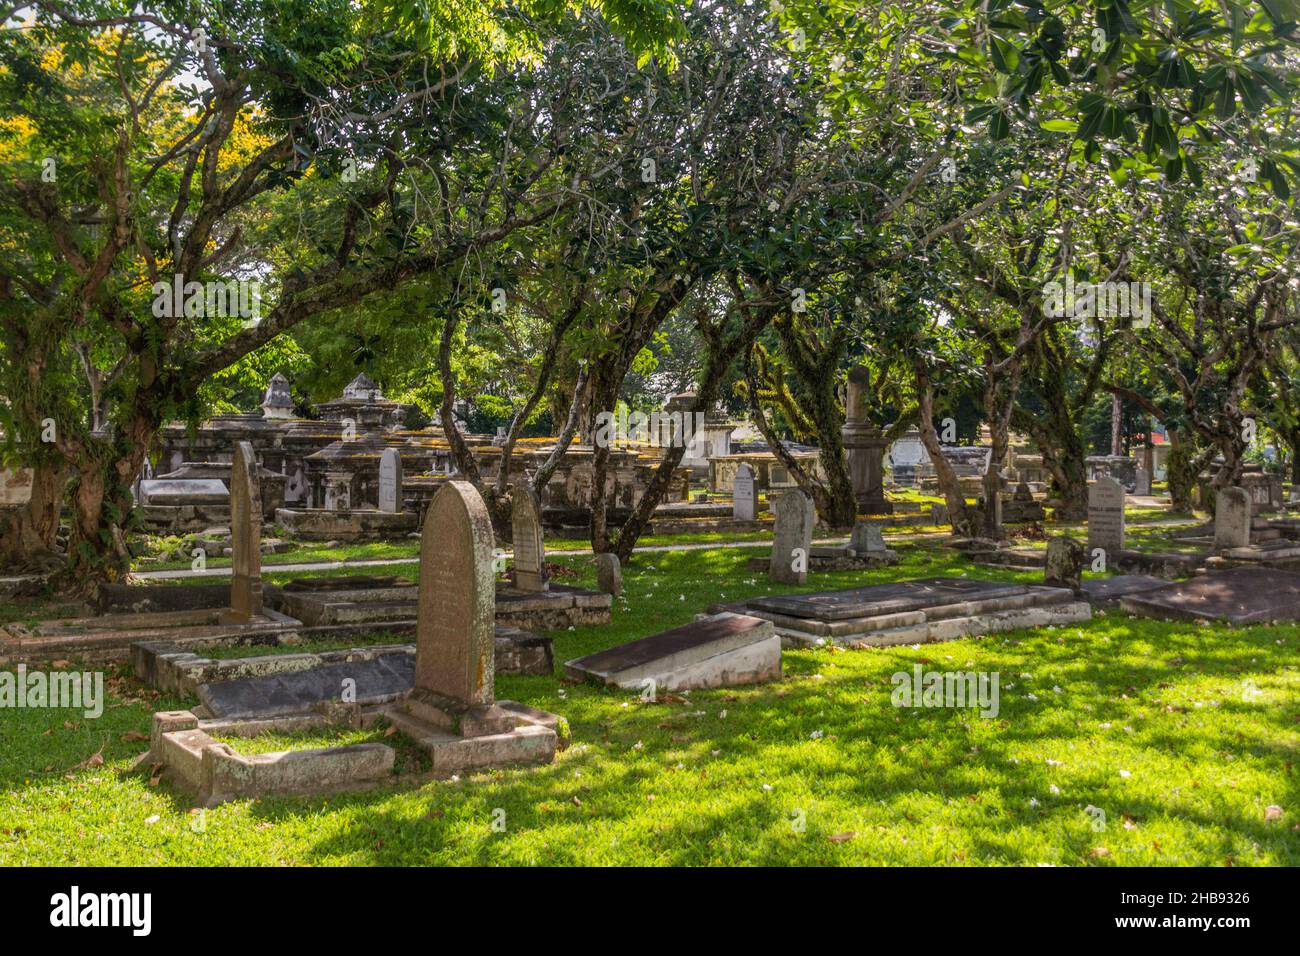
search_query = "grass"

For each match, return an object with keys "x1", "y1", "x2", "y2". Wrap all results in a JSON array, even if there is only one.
[{"x1": 3, "y1": 537, "x2": 1298, "y2": 866}]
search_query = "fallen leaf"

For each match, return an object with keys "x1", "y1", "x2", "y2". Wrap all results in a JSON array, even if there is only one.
[
  {"x1": 1090, "y1": 847, "x2": 1110, "y2": 858},
  {"x1": 827, "y1": 832, "x2": 857, "y2": 843},
  {"x1": 1265, "y1": 805, "x2": 1284, "y2": 822},
  {"x1": 120, "y1": 731, "x2": 149, "y2": 743}
]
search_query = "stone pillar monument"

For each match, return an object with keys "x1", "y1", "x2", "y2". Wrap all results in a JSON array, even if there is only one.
[{"x1": 841, "y1": 365, "x2": 892, "y2": 515}]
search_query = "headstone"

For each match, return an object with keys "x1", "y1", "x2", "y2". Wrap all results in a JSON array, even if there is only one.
[
  {"x1": 849, "y1": 520, "x2": 886, "y2": 554},
  {"x1": 596, "y1": 553, "x2": 622, "y2": 596},
  {"x1": 1013, "y1": 480, "x2": 1033, "y2": 502},
  {"x1": 415, "y1": 480, "x2": 497, "y2": 707},
  {"x1": 510, "y1": 484, "x2": 547, "y2": 592},
  {"x1": 1086, "y1": 477, "x2": 1125, "y2": 560},
  {"x1": 378, "y1": 448, "x2": 403, "y2": 513},
  {"x1": 1133, "y1": 466, "x2": 1152, "y2": 496},
  {"x1": 1043, "y1": 537, "x2": 1085, "y2": 592},
  {"x1": 221, "y1": 442, "x2": 263, "y2": 623},
  {"x1": 733, "y1": 463, "x2": 756, "y2": 521},
  {"x1": 770, "y1": 489, "x2": 815, "y2": 584},
  {"x1": 1213, "y1": 486, "x2": 1252, "y2": 551}
]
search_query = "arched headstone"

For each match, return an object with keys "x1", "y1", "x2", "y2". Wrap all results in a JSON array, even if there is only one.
[{"x1": 511, "y1": 483, "x2": 547, "y2": 592}]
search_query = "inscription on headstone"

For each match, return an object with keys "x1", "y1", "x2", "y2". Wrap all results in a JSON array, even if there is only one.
[
  {"x1": 733, "y1": 463, "x2": 756, "y2": 521},
  {"x1": 378, "y1": 448, "x2": 403, "y2": 513},
  {"x1": 511, "y1": 483, "x2": 547, "y2": 592},
  {"x1": 770, "y1": 489, "x2": 815, "y2": 584},
  {"x1": 415, "y1": 480, "x2": 497, "y2": 707},
  {"x1": 1087, "y1": 477, "x2": 1125, "y2": 558}
]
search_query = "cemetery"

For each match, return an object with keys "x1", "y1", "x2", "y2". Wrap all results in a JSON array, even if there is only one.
[{"x1": 0, "y1": 0, "x2": 1298, "y2": 878}]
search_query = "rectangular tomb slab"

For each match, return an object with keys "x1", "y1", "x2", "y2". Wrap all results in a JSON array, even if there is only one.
[
  {"x1": 199, "y1": 654, "x2": 416, "y2": 719},
  {"x1": 1120, "y1": 566, "x2": 1300, "y2": 625},
  {"x1": 1080, "y1": 575, "x2": 1175, "y2": 607},
  {"x1": 748, "y1": 577, "x2": 1031, "y2": 622},
  {"x1": 565, "y1": 612, "x2": 780, "y2": 691}
]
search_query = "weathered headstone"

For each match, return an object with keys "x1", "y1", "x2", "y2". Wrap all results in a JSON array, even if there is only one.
[
  {"x1": 849, "y1": 520, "x2": 886, "y2": 554},
  {"x1": 1214, "y1": 486, "x2": 1252, "y2": 551},
  {"x1": 1086, "y1": 477, "x2": 1125, "y2": 561},
  {"x1": 510, "y1": 483, "x2": 547, "y2": 592},
  {"x1": 770, "y1": 489, "x2": 815, "y2": 584},
  {"x1": 221, "y1": 442, "x2": 263, "y2": 623},
  {"x1": 414, "y1": 480, "x2": 498, "y2": 708},
  {"x1": 1133, "y1": 466, "x2": 1152, "y2": 496},
  {"x1": 378, "y1": 448, "x2": 403, "y2": 513},
  {"x1": 596, "y1": 553, "x2": 622, "y2": 596},
  {"x1": 733, "y1": 463, "x2": 756, "y2": 521},
  {"x1": 0, "y1": 468, "x2": 34, "y2": 507},
  {"x1": 1044, "y1": 537, "x2": 1085, "y2": 592}
]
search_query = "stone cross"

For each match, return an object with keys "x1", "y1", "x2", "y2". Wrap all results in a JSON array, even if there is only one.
[
  {"x1": 378, "y1": 448, "x2": 403, "y2": 513},
  {"x1": 415, "y1": 480, "x2": 497, "y2": 707},
  {"x1": 1086, "y1": 476, "x2": 1125, "y2": 560},
  {"x1": 733, "y1": 463, "x2": 756, "y2": 521},
  {"x1": 510, "y1": 483, "x2": 548, "y2": 592},
  {"x1": 1214, "y1": 486, "x2": 1252, "y2": 551},
  {"x1": 221, "y1": 441, "x2": 263, "y2": 623},
  {"x1": 770, "y1": 489, "x2": 815, "y2": 584}
]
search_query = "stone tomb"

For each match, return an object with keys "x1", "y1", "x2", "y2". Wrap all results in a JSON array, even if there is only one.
[
  {"x1": 710, "y1": 576, "x2": 1090, "y2": 647},
  {"x1": 1120, "y1": 566, "x2": 1300, "y2": 625},
  {"x1": 565, "y1": 613, "x2": 780, "y2": 691},
  {"x1": 144, "y1": 481, "x2": 563, "y2": 805},
  {"x1": 1078, "y1": 574, "x2": 1173, "y2": 608}
]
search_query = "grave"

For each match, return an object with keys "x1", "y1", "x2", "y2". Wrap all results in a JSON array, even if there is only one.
[
  {"x1": 733, "y1": 463, "x2": 756, "y2": 521},
  {"x1": 565, "y1": 612, "x2": 780, "y2": 691},
  {"x1": 377, "y1": 447, "x2": 403, "y2": 513},
  {"x1": 511, "y1": 484, "x2": 547, "y2": 592},
  {"x1": 767, "y1": 489, "x2": 815, "y2": 584},
  {"x1": 1087, "y1": 477, "x2": 1125, "y2": 561},
  {"x1": 596, "y1": 553, "x2": 622, "y2": 596},
  {"x1": 1121, "y1": 566, "x2": 1300, "y2": 625},
  {"x1": 761, "y1": 518, "x2": 901, "y2": 571},
  {"x1": 709, "y1": 576, "x2": 1090, "y2": 647},
  {"x1": 220, "y1": 442, "x2": 263, "y2": 624},
  {"x1": 1214, "y1": 487, "x2": 1252, "y2": 551},
  {"x1": 143, "y1": 480, "x2": 563, "y2": 805},
  {"x1": 1078, "y1": 574, "x2": 1172, "y2": 608},
  {"x1": 1043, "y1": 537, "x2": 1085, "y2": 591}
]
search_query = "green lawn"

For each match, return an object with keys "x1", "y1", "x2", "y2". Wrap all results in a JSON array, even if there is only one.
[{"x1": 3, "y1": 541, "x2": 1298, "y2": 865}]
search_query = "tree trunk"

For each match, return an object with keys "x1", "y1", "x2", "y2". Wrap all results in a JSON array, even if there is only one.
[
  {"x1": 1165, "y1": 429, "x2": 1199, "y2": 512},
  {"x1": 913, "y1": 359, "x2": 976, "y2": 536},
  {"x1": 0, "y1": 460, "x2": 66, "y2": 573}
]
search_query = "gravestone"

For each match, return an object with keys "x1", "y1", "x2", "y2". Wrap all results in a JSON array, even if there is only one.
[
  {"x1": 220, "y1": 442, "x2": 263, "y2": 623},
  {"x1": 1122, "y1": 566, "x2": 1300, "y2": 625},
  {"x1": 770, "y1": 489, "x2": 815, "y2": 584},
  {"x1": 1044, "y1": 537, "x2": 1085, "y2": 592},
  {"x1": 849, "y1": 520, "x2": 886, "y2": 555},
  {"x1": 1087, "y1": 477, "x2": 1125, "y2": 560},
  {"x1": 378, "y1": 448, "x2": 403, "y2": 513},
  {"x1": 1214, "y1": 486, "x2": 1252, "y2": 551},
  {"x1": 510, "y1": 483, "x2": 548, "y2": 592},
  {"x1": 596, "y1": 553, "x2": 622, "y2": 596},
  {"x1": 414, "y1": 480, "x2": 498, "y2": 708},
  {"x1": 1133, "y1": 466, "x2": 1152, "y2": 496},
  {"x1": 733, "y1": 463, "x2": 756, "y2": 521}
]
